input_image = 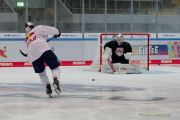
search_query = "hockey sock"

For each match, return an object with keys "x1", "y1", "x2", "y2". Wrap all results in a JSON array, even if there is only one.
[
  {"x1": 38, "y1": 70, "x2": 50, "y2": 86},
  {"x1": 51, "y1": 67, "x2": 60, "y2": 80}
]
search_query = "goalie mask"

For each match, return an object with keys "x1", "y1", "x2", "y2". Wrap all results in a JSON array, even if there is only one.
[
  {"x1": 115, "y1": 34, "x2": 124, "y2": 45},
  {"x1": 25, "y1": 22, "x2": 34, "y2": 32}
]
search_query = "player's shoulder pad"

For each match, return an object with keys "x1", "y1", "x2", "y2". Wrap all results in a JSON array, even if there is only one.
[{"x1": 36, "y1": 25, "x2": 44, "y2": 28}]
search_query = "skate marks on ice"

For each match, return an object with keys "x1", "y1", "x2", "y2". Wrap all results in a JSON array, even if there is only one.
[
  {"x1": 109, "y1": 96, "x2": 166, "y2": 101},
  {"x1": 0, "y1": 82, "x2": 168, "y2": 102},
  {"x1": 0, "y1": 83, "x2": 57, "y2": 99}
]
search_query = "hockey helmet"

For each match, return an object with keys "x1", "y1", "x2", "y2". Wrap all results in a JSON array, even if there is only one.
[
  {"x1": 25, "y1": 22, "x2": 34, "y2": 28},
  {"x1": 25, "y1": 22, "x2": 34, "y2": 32},
  {"x1": 115, "y1": 34, "x2": 124, "y2": 42}
]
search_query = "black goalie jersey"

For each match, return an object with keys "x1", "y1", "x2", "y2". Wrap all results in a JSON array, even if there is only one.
[{"x1": 104, "y1": 40, "x2": 132, "y2": 64}]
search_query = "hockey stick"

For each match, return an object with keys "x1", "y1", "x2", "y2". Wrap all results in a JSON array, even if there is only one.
[
  {"x1": 19, "y1": 37, "x2": 55, "y2": 57},
  {"x1": 19, "y1": 49, "x2": 28, "y2": 57}
]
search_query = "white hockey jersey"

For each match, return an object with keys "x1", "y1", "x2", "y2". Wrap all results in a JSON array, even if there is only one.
[{"x1": 25, "y1": 25, "x2": 59, "y2": 63}]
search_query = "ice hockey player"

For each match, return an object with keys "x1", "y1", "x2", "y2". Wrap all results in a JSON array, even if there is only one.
[
  {"x1": 102, "y1": 34, "x2": 141, "y2": 74},
  {"x1": 24, "y1": 22, "x2": 61, "y2": 97}
]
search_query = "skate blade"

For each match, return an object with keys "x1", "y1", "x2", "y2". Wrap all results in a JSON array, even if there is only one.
[
  {"x1": 53, "y1": 84, "x2": 61, "y2": 95},
  {"x1": 48, "y1": 94, "x2": 53, "y2": 98},
  {"x1": 55, "y1": 89, "x2": 61, "y2": 96}
]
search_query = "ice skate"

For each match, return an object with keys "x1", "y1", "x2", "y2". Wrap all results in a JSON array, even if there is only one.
[
  {"x1": 53, "y1": 77, "x2": 61, "y2": 95},
  {"x1": 46, "y1": 83, "x2": 52, "y2": 98}
]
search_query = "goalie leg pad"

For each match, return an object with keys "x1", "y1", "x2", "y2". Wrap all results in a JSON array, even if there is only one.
[
  {"x1": 101, "y1": 60, "x2": 116, "y2": 73},
  {"x1": 113, "y1": 63, "x2": 141, "y2": 74},
  {"x1": 101, "y1": 64, "x2": 114, "y2": 73}
]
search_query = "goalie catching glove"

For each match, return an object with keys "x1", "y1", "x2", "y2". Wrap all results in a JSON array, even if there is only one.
[{"x1": 124, "y1": 52, "x2": 133, "y2": 60}]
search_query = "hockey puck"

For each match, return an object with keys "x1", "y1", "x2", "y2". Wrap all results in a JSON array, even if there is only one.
[{"x1": 91, "y1": 78, "x2": 95, "y2": 81}]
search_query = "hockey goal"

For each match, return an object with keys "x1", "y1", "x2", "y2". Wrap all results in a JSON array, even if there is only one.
[{"x1": 92, "y1": 33, "x2": 150, "y2": 72}]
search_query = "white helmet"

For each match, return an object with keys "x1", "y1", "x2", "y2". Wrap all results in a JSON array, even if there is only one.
[
  {"x1": 115, "y1": 34, "x2": 124, "y2": 41},
  {"x1": 25, "y1": 22, "x2": 34, "y2": 32},
  {"x1": 25, "y1": 22, "x2": 34, "y2": 28}
]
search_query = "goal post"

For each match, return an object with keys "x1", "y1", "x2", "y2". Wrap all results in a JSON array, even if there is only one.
[{"x1": 92, "y1": 33, "x2": 150, "y2": 72}]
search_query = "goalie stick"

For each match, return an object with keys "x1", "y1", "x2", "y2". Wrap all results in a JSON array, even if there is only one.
[
  {"x1": 19, "y1": 37, "x2": 55, "y2": 57},
  {"x1": 107, "y1": 59, "x2": 116, "y2": 73}
]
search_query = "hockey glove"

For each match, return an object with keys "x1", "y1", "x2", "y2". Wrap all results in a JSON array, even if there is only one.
[
  {"x1": 124, "y1": 52, "x2": 133, "y2": 60},
  {"x1": 103, "y1": 47, "x2": 112, "y2": 61},
  {"x1": 53, "y1": 30, "x2": 61, "y2": 38}
]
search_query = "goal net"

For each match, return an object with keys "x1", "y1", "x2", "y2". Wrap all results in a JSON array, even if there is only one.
[{"x1": 92, "y1": 33, "x2": 150, "y2": 72}]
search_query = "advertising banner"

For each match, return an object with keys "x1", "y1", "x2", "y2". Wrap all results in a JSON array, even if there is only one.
[{"x1": 1, "y1": 33, "x2": 180, "y2": 67}]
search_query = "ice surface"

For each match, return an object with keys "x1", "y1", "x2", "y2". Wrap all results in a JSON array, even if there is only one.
[{"x1": 0, "y1": 65, "x2": 180, "y2": 120}]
